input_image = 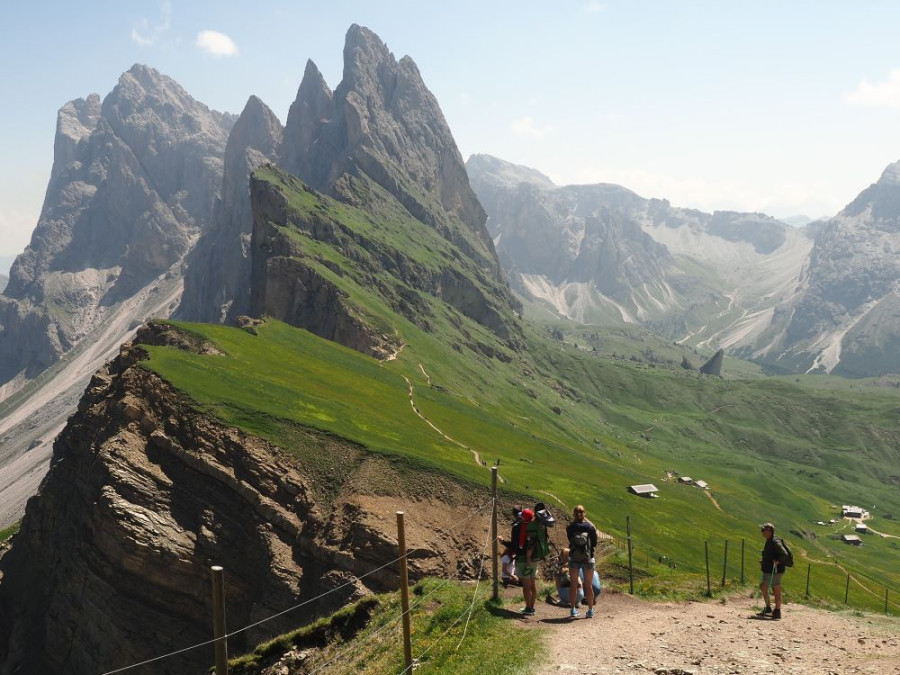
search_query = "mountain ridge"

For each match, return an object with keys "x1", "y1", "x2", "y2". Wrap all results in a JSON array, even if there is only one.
[{"x1": 468, "y1": 153, "x2": 900, "y2": 376}]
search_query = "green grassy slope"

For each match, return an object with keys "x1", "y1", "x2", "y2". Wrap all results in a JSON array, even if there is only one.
[
  {"x1": 144, "y1": 316, "x2": 900, "y2": 613},
  {"x1": 143, "y1": 167, "x2": 900, "y2": 615}
]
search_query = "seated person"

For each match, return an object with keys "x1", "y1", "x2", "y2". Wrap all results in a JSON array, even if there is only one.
[
  {"x1": 498, "y1": 538, "x2": 519, "y2": 587},
  {"x1": 556, "y1": 548, "x2": 601, "y2": 605},
  {"x1": 556, "y1": 548, "x2": 584, "y2": 606},
  {"x1": 501, "y1": 549, "x2": 519, "y2": 587}
]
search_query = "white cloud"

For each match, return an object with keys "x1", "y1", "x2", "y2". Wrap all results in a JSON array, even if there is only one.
[
  {"x1": 131, "y1": 0, "x2": 172, "y2": 47},
  {"x1": 511, "y1": 116, "x2": 552, "y2": 140},
  {"x1": 195, "y1": 30, "x2": 240, "y2": 58},
  {"x1": 586, "y1": 1, "x2": 605, "y2": 13},
  {"x1": 846, "y1": 68, "x2": 900, "y2": 109}
]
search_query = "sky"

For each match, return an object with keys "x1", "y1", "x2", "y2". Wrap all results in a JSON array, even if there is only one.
[{"x1": 2, "y1": 1, "x2": 900, "y2": 264}]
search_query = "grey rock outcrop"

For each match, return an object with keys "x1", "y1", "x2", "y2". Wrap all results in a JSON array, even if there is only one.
[
  {"x1": 282, "y1": 25, "x2": 505, "y2": 290},
  {"x1": 0, "y1": 323, "x2": 493, "y2": 674},
  {"x1": 467, "y1": 154, "x2": 814, "y2": 363},
  {"x1": 470, "y1": 152, "x2": 900, "y2": 376},
  {"x1": 772, "y1": 160, "x2": 900, "y2": 376},
  {"x1": 699, "y1": 349, "x2": 724, "y2": 376},
  {"x1": 180, "y1": 95, "x2": 283, "y2": 322},
  {"x1": 0, "y1": 65, "x2": 233, "y2": 387}
]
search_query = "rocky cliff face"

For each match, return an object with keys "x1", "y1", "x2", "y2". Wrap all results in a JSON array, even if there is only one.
[
  {"x1": 469, "y1": 153, "x2": 900, "y2": 376},
  {"x1": 467, "y1": 154, "x2": 815, "y2": 364},
  {"x1": 282, "y1": 26, "x2": 506, "y2": 296},
  {"x1": 767, "y1": 161, "x2": 900, "y2": 375},
  {"x1": 0, "y1": 65, "x2": 233, "y2": 389},
  {"x1": 180, "y1": 96, "x2": 283, "y2": 323},
  {"x1": 0, "y1": 322, "x2": 493, "y2": 674}
]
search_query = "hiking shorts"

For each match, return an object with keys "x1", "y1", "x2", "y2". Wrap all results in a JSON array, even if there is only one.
[
  {"x1": 760, "y1": 570, "x2": 783, "y2": 588},
  {"x1": 515, "y1": 559, "x2": 538, "y2": 579},
  {"x1": 571, "y1": 559, "x2": 595, "y2": 572}
]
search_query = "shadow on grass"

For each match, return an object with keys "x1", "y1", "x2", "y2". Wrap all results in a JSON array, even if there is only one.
[{"x1": 485, "y1": 603, "x2": 531, "y2": 620}]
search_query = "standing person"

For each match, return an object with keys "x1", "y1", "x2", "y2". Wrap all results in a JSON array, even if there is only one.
[
  {"x1": 566, "y1": 504, "x2": 598, "y2": 618},
  {"x1": 759, "y1": 522, "x2": 787, "y2": 620},
  {"x1": 511, "y1": 508, "x2": 537, "y2": 615}
]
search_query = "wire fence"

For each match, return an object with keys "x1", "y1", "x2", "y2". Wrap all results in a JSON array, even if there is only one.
[
  {"x1": 100, "y1": 497, "x2": 495, "y2": 675},
  {"x1": 99, "y1": 496, "x2": 899, "y2": 675},
  {"x1": 600, "y1": 526, "x2": 900, "y2": 615}
]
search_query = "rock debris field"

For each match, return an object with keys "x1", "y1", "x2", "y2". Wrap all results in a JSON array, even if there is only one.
[{"x1": 510, "y1": 589, "x2": 900, "y2": 674}]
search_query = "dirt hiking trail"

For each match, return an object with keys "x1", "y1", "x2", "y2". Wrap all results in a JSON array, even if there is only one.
[{"x1": 504, "y1": 587, "x2": 900, "y2": 674}]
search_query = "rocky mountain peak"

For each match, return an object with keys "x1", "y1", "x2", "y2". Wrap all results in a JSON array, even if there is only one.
[
  {"x1": 282, "y1": 25, "x2": 498, "y2": 274},
  {"x1": 281, "y1": 60, "x2": 334, "y2": 182},
  {"x1": 179, "y1": 94, "x2": 283, "y2": 323},
  {"x1": 52, "y1": 94, "x2": 102, "y2": 182},
  {"x1": 879, "y1": 160, "x2": 900, "y2": 186},
  {"x1": 228, "y1": 95, "x2": 282, "y2": 165},
  {"x1": 0, "y1": 64, "x2": 233, "y2": 389},
  {"x1": 840, "y1": 157, "x2": 900, "y2": 224},
  {"x1": 466, "y1": 154, "x2": 556, "y2": 190},
  {"x1": 341, "y1": 24, "x2": 394, "y2": 90}
]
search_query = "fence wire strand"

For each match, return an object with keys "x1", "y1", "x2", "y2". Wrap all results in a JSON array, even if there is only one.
[{"x1": 101, "y1": 495, "x2": 495, "y2": 675}]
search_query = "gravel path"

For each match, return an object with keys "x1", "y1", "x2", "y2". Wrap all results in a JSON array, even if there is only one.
[{"x1": 506, "y1": 588, "x2": 900, "y2": 674}]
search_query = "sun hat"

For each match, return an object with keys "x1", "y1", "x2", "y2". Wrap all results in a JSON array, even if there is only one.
[{"x1": 521, "y1": 508, "x2": 535, "y2": 523}]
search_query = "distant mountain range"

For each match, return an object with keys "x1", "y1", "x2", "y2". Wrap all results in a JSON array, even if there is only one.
[
  {"x1": 2, "y1": 24, "x2": 900, "y2": 674},
  {"x1": 468, "y1": 154, "x2": 900, "y2": 377}
]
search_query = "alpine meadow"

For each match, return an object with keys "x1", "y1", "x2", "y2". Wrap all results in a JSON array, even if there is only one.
[{"x1": 0, "y1": 17, "x2": 899, "y2": 675}]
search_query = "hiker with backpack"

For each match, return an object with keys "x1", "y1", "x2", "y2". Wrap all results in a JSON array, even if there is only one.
[
  {"x1": 511, "y1": 508, "x2": 538, "y2": 614},
  {"x1": 566, "y1": 504, "x2": 598, "y2": 618},
  {"x1": 511, "y1": 504, "x2": 554, "y2": 615},
  {"x1": 758, "y1": 522, "x2": 790, "y2": 620}
]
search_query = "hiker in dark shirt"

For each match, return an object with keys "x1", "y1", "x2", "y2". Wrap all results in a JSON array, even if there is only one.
[
  {"x1": 511, "y1": 508, "x2": 538, "y2": 615},
  {"x1": 759, "y1": 522, "x2": 787, "y2": 620},
  {"x1": 565, "y1": 504, "x2": 598, "y2": 618}
]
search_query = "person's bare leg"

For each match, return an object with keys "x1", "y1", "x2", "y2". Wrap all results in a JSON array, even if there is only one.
[
  {"x1": 522, "y1": 578, "x2": 536, "y2": 610},
  {"x1": 569, "y1": 567, "x2": 580, "y2": 613},
  {"x1": 760, "y1": 578, "x2": 770, "y2": 608},
  {"x1": 584, "y1": 568, "x2": 595, "y2": 611},
  {"x1": 774, "y1": 584, "x2": 782, "y2": 610}
]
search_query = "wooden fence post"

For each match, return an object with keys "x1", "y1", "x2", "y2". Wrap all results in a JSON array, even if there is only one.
[
  {"x1": 210, "y1": 565, "x2": 228, "y2": 675},
  {"x1": 704, "y1": 541, "x2": 711, "y2": 597},
  {"x1": 397, "y1": 512, "x2": 413, "y2": 672},
  {"x1": 626, "y1": 516, "x2": 634, "y2": 595},
  {"x1": 721, "y1": 540, "x2": 728, "y2": 587},
  {"x1": 844, "y1": 572, "x2": 850, "y2": 605},
  {"x1": 740, "y1": 539, "x2": 745, "y2": 585},
  {"x1": 886, "y1": 587, "x2": 890, "y2": 615},
  {"x1": 491, "y1": 467, "x2": 499, "y2": 602},
  {"x1": 806, "y1": 563, "x2": 811, "y2": 599}
]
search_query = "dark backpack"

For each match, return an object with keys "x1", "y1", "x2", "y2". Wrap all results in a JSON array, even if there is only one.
[
  {"x1": 569, "y1": 530, "x2": 592, "y2": 564},
  {"x1": 776, "y1": 537, "x2": 794, "y2": 568},
  {"x1": 534, "y1": 502, "x2": 556, "y2": 528}
]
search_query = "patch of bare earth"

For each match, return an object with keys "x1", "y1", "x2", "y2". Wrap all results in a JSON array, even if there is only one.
[{"x1": 504, "y1": 587, "x2": 900, "y2": 674}]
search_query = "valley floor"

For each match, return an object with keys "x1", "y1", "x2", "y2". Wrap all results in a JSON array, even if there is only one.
[{"x1": 508, "y1": 588, "x2": 900, "y2": 674}]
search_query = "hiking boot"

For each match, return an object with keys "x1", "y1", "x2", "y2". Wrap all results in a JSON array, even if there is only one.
[
  {"x1": 772, "y1": 608, "x2": 781, "y2": 620},
  {"x1": 586, "y1": 608, "x2": 595, "y2": 619},
  {"x1": 519, "y1": 606, "x2": 535, "y2": 616},
  {"x1": 570, "y1": 607, "x2": 579, "y2": 618},
  {"x1": 759, "y1": 606, "x2": 772, "y2": 617}
]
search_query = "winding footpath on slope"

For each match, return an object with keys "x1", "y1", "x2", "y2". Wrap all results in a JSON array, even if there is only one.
[{"x1": 402, "y1": 372, "x2": 487, "y2": 472}]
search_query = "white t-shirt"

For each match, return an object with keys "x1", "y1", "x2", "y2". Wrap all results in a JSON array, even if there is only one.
[{"x1": 501, "y1": 554, "x2": 516, "y2": 578}]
